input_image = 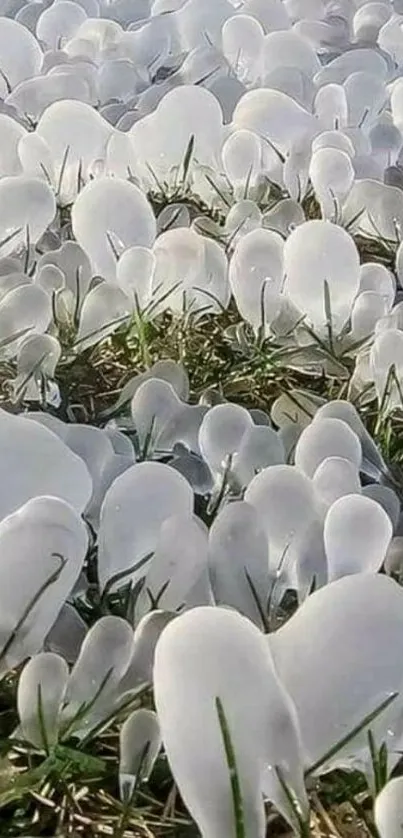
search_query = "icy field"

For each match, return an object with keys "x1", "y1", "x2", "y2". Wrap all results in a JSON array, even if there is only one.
[{"x1": 2, "y1": 0, "x2": 403, "y2": 836}]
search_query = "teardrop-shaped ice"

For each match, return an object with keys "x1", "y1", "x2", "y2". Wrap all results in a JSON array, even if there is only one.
[
  {"x1": 119, "y1": 709, "x2": 161, "y2": 800},
  {"x1": 151, "y1": 227, "x2": 222, "y2": 316},
  {"x1": 36, "y1": 100, "x2": 113, "y2": 202},
  {"x1": 262, "y1": 29, "x2": 320, "y2": 78},
  {"x1": 36, "y1": 1, "x2": 87, "y2": 49},
  {"x1": 198, "y1": 403, "x2": 253, "y2": 476},
  {"x1": 232, "y1": 88, "x2": 316, "y2": 158},
  {"x1": 314, "y1": 48, "x2": 388, "y2": 87},
  {"x1": 131, "y1": 378, "x2": 182, "y2": 452},
  {"x1": 283, "y1": 220, "x2": 360, "y2": 335},
  {"x1": 131, "y1": 85, "x2": 224, "y2": 185},
  {"x1": 221, "y1": 129, "x2": 262, "y2": 196},
  {"x1": 37, "y1": 240, "x2": 92, "y2": 308},
  {"x1": 98, "y1": 461, "x2": 193, "y2": 590},
  {"x1": 229, "y1": 228, "x2": 284, "y2": 331},
  {"x1": 343, "y1": 180, "x2": 403, "y2": 241},
  {"x1": 0, "y1": 496, "x2": 88, "y2": 673},
  {"x1": 76, "y1": 281, "x2": 131, "y2": 351},
  {"x1": 135, "y1": 514, "x2": 210, "y2": 621},
  {"x1": 57, "y1": 423, "x2": 117, "y2": 524},
  {"x1": 225, "y1": 200, "x2": 263, "y2": 243},
  {"x1": 359, "y1": 262, "x2": 396, "y2": 309},
  {"x1": 370, "y1": 329, "x2": 403, "y2": 411},
  {"x1": 107, "y1": 359, "x2": 189, "y2": 417},
  {"x1": 8, "y1": 72, "x2": 93, "y2": 124},
  {"x1": 18, "y1": 133, "x2": 55, "y2": 186},
  {"x1": 242, "y1": 0, "x2": 290, "y2": 30},
  {"x1": 0, "y1": 114, "x2": 26, "y2": 178},
  {"x1": 324, "y1": 494, "x2": 393, "y2": 581},
  {"x1": 313, "y1": 400, "x2": 386, "y2": 475},
  {"x1": 353, "y1": 2, "x2": 391, "y2": 42},
  {"x1": 375, "y1": 777, "x2": 403, "y2": 838},
  {"x1": 362, "y1": 484, "x2": 400, "y2": 532},
  {"x1": 233, "y1": 425, "x2": 285, "y2": 486},
  {"x1": 351, "y1": 291, "x2": 388, "y2": 340},
  {"x1": 0, "y1": 285, "x2": 52, "y2": 359},
  {"x1": 344, "y1": 71, "x2": 386, "y2": 131},
  {"x1": 270, "y1": 574, "x2": 403, "y2": 770},
  {"x1": 262, "y1": 198, "x2": 305, "y2": 237},
  {"x1": 245, "y1": 464, "x2": 318, "y2": 575},
  {"x1": 295, "y1": 417, "x2": 362, "y2": 479},
  {"x1": 313, "y1": 456, "x2": 361, "y2": 509},
  {"x1": 309, "y1": 147, "x2": 354, "y2": 220},
  {"x1": 0, "y1": 176, "x2": 56, "y2": 256},
  {"x1": 176, "y1": 0, "x2": 233, "y2": 51},
  {"x1": 0, "y1": 18, "x2": 43, "y2": 94},
  {"x1": 208, "y1": 501, "x2": 270, "y2": 627},
  {"x1": 0, "y1": 410, "x2": 92, "y2": 518},
  {"x1": 97, "y1": 58, "x2": 143, "y2": 106},
  {"x1": 314, "y1": 83, "x2": 348, "y2": 129},
  {"x1": 16, "y1": 2, "x2": 44, "y2": 34},
  {"x1": 154, "y1": 606, "x2": 308, "y2": 838},
  {"x1": 222, "y1": 14, "x2": 264, "y2": 85},
  {"x1": 18, "y1": 652, "x2": 69, "y2": 749},
  {"x1": 119, "y1": 611, "x2": 175, "y2": 695},
  {"x1": 116, "y1": 246, "x2": 155, "y2": 312},
  {"x1": 72, "y1": 178, "x2": 156, "y2": 281},
  {"x1": 62, "y1": 615, "x2": 133, "y2": 735},
  {"x1": 12, "y1": 333, "x2": 61, "y2": 402}
]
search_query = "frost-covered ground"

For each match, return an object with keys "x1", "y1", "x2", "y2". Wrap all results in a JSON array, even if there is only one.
[{"x1": 2, "y1": 0, "x2": 403, "y2": 836}]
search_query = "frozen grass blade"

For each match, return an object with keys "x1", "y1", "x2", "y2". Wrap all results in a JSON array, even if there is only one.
[
  {"x1": 215, "y1": 696, "x2": 246, "y2": 838},
  {"x1": 305, "y1": 692, "x2": 399, "y2": 778}
]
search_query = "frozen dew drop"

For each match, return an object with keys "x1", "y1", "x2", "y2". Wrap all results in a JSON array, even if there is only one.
[
  {"x1": 62, "y1": 615, "x2": 133, "y2": 734},
  {"x1": 36, "y1": 100, "x2": 113, "y2": 202},
  {"x1": 0, "y1": 410, "x2": 92, "y2": 518},
  {"x1": 270, "y1": 574, "x2": 403, "y2": 769},
  {"x1": 154, "y1": 606, "x2": 307, "y2": 838},
  {"x1": 198, "y1": 402, "x2": 253, "y2": 476},
  {"x1": 130, "y1": 378, "x2": 183, "y2": 452},
  {"x1": 375, "y1": 777, "x2": 403, "y2": 838},
  {"x1": 119, "y1": 709, "x2": 162, "y2": 801},
  {"x1": 295, "y1": 417, "x2": 362, "y2": 479},
  {"x1": 208, "y1": 501, "x2": 271, "y2": 627},
  {"x1": 119, "y1": 611, "x2": 176, "y2": 695},
  {"x1": 36, "y1": 1, "x2": 87, "y2": 50},
  {"x1": 0, "y1": 285, "x2": 52, "y2": 359},
  {"x1": 324, "y1": 494, "x2": 393, "y2": 580},
  {"x1": 116, "y1": 246, "x2": 155, "y2": 311},
  {"x1": 0, "y1": 176, "x2": 56, "y2": 256},
  {"x1": 283, "y1": 220, "x2": 360, "y2": 335},
  {"x1": 97, "y1": 461, "x2": 193, "y2": 590},
  {"x1": 135, "y1": 513, "x2": 210, "y2": 621},
  {"x1": 309, "y1": 147, "x2": 354, "y2": 220},
  {"x1": 0, "y1": 496, "x2": 89, "y2": 672},
  {"x1": 362, "y1": 484, "x2": 401, "y2": 532},
  {"x1": 229, "y1": 228, "x2": 284, "y2": 331},
  {"x1": 76, "y1": 281, "x2": 131, "y2": 351},
  {"x1": 72, "y1": 178, "x2": 156, "y2": 281},
  {"x1": 313, "y1": 456, "x2": 361, "y2": 509},
  {"x1": 351, "y1": 291, "x2": 389, "y2": 340},
  {"x1": 313, "y1": 400, "x2": 386, "y2": 476},
  {"x1": 18, "y1": 652, "x2": 68, "y2": 749},
  {"x1": 245, "y1": 464, "x2": 318, "y2": 575},
  {"x1": 222, "y1": 14, "x2": 265, "y2": 84},
  {"x1": 0, "y1": 18, "x2": 42, "y2": 94}
]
